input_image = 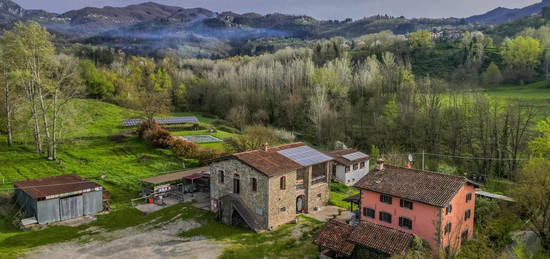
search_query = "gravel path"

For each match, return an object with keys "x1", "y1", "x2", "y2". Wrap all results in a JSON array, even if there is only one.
[{"x1": 25, "y1": 220, "x2": 225, "y2": 259}]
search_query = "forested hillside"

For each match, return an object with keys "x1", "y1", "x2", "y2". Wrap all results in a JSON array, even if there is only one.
[{"x1": 0, "y1": 2, "x2": 550, "y2": 257}]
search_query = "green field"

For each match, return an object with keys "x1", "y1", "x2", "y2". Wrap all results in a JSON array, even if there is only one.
[
  {"x1": 0, "y1": 99, "x2": 242, "y2": 257},
  {"x1": 486, "y1": 80, "x2": 550, "y2": 119}
]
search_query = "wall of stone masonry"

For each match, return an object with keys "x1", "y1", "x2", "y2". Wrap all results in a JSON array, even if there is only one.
[
  {"x1": 209, "y1": 159, "x2": 269, "y2": 229},
  {"x1": 267, "y1": 171, "x2": 298, "y2": 229}
]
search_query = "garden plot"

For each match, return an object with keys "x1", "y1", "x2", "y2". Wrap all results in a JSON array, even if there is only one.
[{"x1": 180, "y1": 135, "x2": 222, "y2": 143}]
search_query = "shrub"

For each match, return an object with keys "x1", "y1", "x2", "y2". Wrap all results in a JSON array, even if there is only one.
[
  {"x1": 137, "y1": 120, "x2": 157, "y2": 138},
  {"x1": 171, "y1": 138, "x2": 198, "y2": 158},
  {"x1": 193, "y1": 147, "x2": 222, "y2": 163},
  {"x1": 144, "y1": 127, "x2": 173, "y2": 148}
]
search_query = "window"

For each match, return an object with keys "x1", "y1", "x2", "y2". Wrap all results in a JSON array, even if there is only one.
[
  {"x1": 379, "y1": 211, "x2": 392, "y2": 223},
  {"x1": 233, "y1": 174, "x2": 240, "y2": 194},
  {"x1": 317, "y1": 193, "x2": 322, "y2": 198},
  {"x1": 345, "y1": 166, "x2": 350, "y2": 172},
  {"x1": 380, "y1": 194, "x2": 392, "y2": 204},
  {"x1": 461, "y1": 229, "x2": 469, "y2": 244},
  {"x1": 363, "y1": 207, "x2": 375, "y2": 218},
  {"x1": 399, "y1": 217, "x2": 413, "y2": 230},
  {"x1": 353, "y1": 163, "x2": 359, "y2": 170},
  {"x1": 400, "y1": 199, "x2": 413, "y2": 210},
  {"x1": 251, "y1": 178, "x2": 257, "y2": 192},
  {"x1": 446, "y1": 204, "x2": 453, "y2": 215},
  {"x1": 219, "y1": 170, "x2": 225, "y2": 183},
  {"x1": 280, "y1": 176, "x2": 286, "y2": 190},
  {"x1": 360, "y1": 162, "x2": 365, "y2": 168},
  {"x1": 464, "y1": 209, "x2": 471, "y2": 220},
  {"x1": 280, "y1": 207, "x2": 286, "y2": 212},
  {"x1": 466, "y1": 193, "x2": 472, "y2": 202},
  {"x1": 444, "y1": 222, "x2": 452, "y2": 234}
]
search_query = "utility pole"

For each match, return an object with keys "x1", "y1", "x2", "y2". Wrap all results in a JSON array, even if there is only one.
[{"x1": 422, "y1": 151, "x2": 425, "y2": 170}]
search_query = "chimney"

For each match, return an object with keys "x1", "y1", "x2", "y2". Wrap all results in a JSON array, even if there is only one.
[
  {"x1": 377, "y1": 159, "x2": 385, "y2": 171},
  {"x1": 263, "y1": 142, "x2": 269, "y2": 152}
]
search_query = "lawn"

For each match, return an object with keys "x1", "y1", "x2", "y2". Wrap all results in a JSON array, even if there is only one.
[
  {"x1": 486, "y1": 80, "x2": 550, "y2": 120},
  {"x1": 181, "y1": 213, "x2": 323, "y2": 259},
  {"x1": 329, "y1": 182, "x2": 360, "y2": 210},
  {"x1": 0, "y1": 99, "x2": 239, "y2": 257}
]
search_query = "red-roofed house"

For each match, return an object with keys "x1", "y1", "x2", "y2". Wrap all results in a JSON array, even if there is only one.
[
  {"x1": 354, "y1": 159, "x2": 480, "y2": 255},
  {"x1": 208, "y1": 142, "x2": 333, "y2": 231}
]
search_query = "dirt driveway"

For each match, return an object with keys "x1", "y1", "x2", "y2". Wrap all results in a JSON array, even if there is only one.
[{"x1": 25, "y1": 220, "x2": 226, "y2": 259}]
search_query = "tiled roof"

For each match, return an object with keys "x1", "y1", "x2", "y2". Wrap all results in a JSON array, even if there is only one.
[
  {"x1": 354, "y1": 165, "x2": 477, "y2": 207},
  {"x1": 14, "y1": 174, "x2": 102, "y2": 199},
  {"x1": 327, "y1": 149, "x2": 370, "y2": 166},
  {"x1": 313, "y1": 220, "x2": 356, "y2": 257},
  {"x1": 348, "y1": 221, "x2": 414, "y2": 255},
  {"x1": 213, "y1": 143, "x2": 330, "y2": 176}
]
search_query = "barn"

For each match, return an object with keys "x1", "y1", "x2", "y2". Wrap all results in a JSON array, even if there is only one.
[{"x1": 14, "y1": 174, "x2": 104, "y2": 225}]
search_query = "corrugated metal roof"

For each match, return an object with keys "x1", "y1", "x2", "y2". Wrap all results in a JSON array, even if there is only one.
[
  {"x1": 141, "y1": 167, "x2": 210, "y2": 185},
  {"x1": 14, "y1": 174, "x2": 102, "y2": 199},
  {"x1": 476, "y1": 190, "x2": 515, "y2": 202},
  {"x1": 122, "y1": 116, "x2": 199, "y2": 127}
]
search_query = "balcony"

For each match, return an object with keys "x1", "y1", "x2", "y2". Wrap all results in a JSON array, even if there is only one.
[
  {"x1": 296, "y1": 180, "x2": 305, "y2": 190},
  {"x1": 311, "y1": 175, "x2": 327, "y2": 185}
]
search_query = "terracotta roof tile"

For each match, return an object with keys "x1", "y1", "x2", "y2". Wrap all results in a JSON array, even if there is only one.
[
  {"x1": 348, "y1": 221, "x2": 414, "y2": 255},
  {"x1": 354, "y1": 165, "x2": 475, "y2": 207},
  {"x1": 212, "y1": 142, "x2": 316, "y2": 176},
  {"x1": 314, "y1": 220, "x2": 355, "y2": 256},
  {"x1": 14, "y1": 174, "x2": 102, "y2": 199}
]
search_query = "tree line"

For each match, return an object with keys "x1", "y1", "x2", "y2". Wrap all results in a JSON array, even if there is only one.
[{"x1": 1, "y1": 21, "x2": 549, "y2": 180}]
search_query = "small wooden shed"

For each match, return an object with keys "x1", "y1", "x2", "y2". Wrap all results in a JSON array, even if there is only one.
[{"x1": 14, "y1": 174, "x2": 104, "y2": 224}]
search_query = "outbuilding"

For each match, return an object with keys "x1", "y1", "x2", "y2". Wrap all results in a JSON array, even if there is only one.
[
  {"x1": 14, "y1": 174, "x2": 104, "y2": 225},
  {"x1": 327, "y1": 149, "x2": 370, "y2": 186}
]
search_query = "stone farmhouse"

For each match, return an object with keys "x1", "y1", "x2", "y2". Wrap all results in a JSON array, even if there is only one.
[
  {"x1": 315, "y1": 159, "x2": 479, "y2": 257},
  {"x1": 209, "y1": 142, "x2": 333, "y2": 232},
  {"x1": 327, "y1": 149, "x2": 370, "y2": 186}
]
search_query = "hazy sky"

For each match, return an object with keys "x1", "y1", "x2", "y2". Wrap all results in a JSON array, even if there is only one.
[{"x1": 14, "y1": 0, "x2": 541, "y2": 20}]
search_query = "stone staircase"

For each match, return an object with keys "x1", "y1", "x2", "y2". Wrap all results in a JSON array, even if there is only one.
[{"x1": 220, "y1": 194, "x2": 263, "y2": 232}]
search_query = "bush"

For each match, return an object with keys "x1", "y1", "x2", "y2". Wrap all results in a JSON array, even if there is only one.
[
  {"x1": 193, "y1": 147, "x2": 222, "y2": 163},
  {"x1": 138, "y1": 120, "x2": 173, "y2": 148},
  {"x1": 137, "y1": 120, "x2": 157, "y2": 138},
  {"x1": 144, "y1": 127, "x2": 173, "y2": 148},
  {"x1": 171, "y1": 138, "x2": 198, "y2": 158}
]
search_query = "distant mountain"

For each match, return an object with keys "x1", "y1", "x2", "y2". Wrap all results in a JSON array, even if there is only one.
[
  {"x1": 0, "y1": 0, "x2": 25, "y2": 27},
  {"x1": 466, "y1": 0, "x2": 550, "y2": 25}
]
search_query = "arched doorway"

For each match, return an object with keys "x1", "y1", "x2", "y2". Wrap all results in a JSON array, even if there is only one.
[{"x1": 296, "y1": 195, "x2": 305, "y2": 213}]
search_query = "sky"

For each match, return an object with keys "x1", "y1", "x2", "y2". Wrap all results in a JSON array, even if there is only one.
[{"x1": 14, "y1": 0, "x2": 541, "y2": 20}]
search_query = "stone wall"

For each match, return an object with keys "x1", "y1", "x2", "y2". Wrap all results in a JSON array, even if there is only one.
[
  {"x1": 209, "y1": 159, "x2": 269, "y2": 229},
  {"x1": 267, "y1": 171, "x2": 297, "y2": 229},
  {"x1": 307, "y1": 183, "x2": 330, "y2": 212}
]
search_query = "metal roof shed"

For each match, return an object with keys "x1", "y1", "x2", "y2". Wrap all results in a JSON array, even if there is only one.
[{"x1": 14, "y1": 174, "x2": 104, "y2": 224}]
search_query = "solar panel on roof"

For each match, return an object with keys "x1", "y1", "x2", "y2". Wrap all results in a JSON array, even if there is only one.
[
  {"x1": 342, "y1": 152, "x2": 369, "y2": 161},
  {"x1": 278, "y1": 146, "x2": 333, "y2": 166},
  {"x1": 122, "y1": 116, "x2": 199, "y2": 127}
]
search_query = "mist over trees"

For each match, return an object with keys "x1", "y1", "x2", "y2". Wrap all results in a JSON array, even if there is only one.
[{"x1": 1, "y1": 20, "x2": 549, "y2": 179}]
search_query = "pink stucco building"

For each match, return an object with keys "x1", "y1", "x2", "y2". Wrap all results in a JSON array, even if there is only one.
[{"x1": 354, "y1": 160, "x2": 479, "y2": 255}]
